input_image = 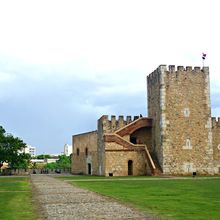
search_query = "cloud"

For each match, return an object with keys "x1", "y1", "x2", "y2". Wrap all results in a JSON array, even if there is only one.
[
  {"x1": 0, "y1": 0, "x2": 220, "y2": 153},
  {"x1": 0, "y1": 56, "x2": 147, "y2": 153}
]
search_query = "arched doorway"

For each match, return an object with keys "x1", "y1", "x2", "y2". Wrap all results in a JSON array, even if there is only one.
[{"x1": 128, "y1": 160, "x2": 133, "y2": 176}]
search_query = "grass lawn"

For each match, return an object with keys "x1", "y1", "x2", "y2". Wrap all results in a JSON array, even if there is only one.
[
  {"x1": 58, "y1": 175, "x2": 161, "y2": 180},
  {"x1": 60, "y1": 176, "x2": 220, "y2": 220},
  {"x1": 0, "y1": 177, "x2": 37, "y2": 220}
]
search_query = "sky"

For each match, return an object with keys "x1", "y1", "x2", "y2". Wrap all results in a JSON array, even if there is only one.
[{"x1": 0, "y1": 0, "x2": 220, "y2": 154}]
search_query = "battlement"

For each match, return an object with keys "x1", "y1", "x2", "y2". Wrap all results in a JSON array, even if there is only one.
[
  {"x1": 98, "y1": 115, "x2": 143, "y2": 133},
  {"x1": 212, "y1": 117, "x2": 220, "y2": 127},
  {"x1": 147, "y1": 65, "x2": 209, "y2": 82}
]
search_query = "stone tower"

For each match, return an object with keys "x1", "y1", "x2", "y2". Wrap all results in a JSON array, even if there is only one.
[{"x1": 147, "y1": 65, "x2": 214, "y2": 175}]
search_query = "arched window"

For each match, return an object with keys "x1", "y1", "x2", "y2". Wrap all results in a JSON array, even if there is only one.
[
  {"x1": 76, "y1": 148, "x2": 80, "y2": 156},
  {"x1": 85, "y1": 148, "x2": 88, "y2": 157}
]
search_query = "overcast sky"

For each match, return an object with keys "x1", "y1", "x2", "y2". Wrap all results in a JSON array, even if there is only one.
[{"x1": 0, "y1": 0, "x2": 220, "y2": 154}]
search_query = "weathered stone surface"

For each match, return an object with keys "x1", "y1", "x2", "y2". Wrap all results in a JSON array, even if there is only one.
[
  {"x1": 31, "y1": 175, "x2": 156, "y2": 220},
  {"x1": 72, "y1": 131, "x2": 98, "y2": 175},
  {"x1": 212, "y1": 118, "x2": 220, "y2": 173},
  {"x1": 147, "y1": 65, "x2": 218, "y2": 174}
]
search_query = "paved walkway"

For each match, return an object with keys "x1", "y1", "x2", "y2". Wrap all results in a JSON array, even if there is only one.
[{"x1": 31, "y1": 174, "x2": 158, "y2": 220}]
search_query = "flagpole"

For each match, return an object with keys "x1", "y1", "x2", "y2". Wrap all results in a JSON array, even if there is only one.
[{"x1": 202, "y1": 53, "x2": 206, "y2": 69}]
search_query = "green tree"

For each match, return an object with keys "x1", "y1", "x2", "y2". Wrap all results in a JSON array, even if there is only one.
[
  {"x1": 56, "y1": 155, "x2": 71, "y2": 169},
  {"x1": 44, "y1": 162, "x2": 58, "y2": 170},
  {"x1": 0, "y1": 126, "x2": 30, "y2": 169},
  {"x1": 36, "y1": 154, "x2": 51, "y2": 159},
  {"x1": 43, "y1": 155, "x2": 71, "y2": 170}
]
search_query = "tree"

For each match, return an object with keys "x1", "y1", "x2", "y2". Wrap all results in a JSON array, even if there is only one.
[
  {"x1": 56, "y1": 155, "x2": 71, "y2": 169},
  {"x1": 44, "y1": 162, "x2": 58, "y2": 170},
  {"x1": 0, "y1": 125, "x2": 30, "y2": 169},
  {"x1": 36, "y1": 154, "x2": 51, "y2": 159}
]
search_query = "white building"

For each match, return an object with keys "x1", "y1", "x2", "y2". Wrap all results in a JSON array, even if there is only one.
[
  {"x1": 30, "y1": 159, "x2": 44, "y2": 163},
  {"x1": 64, "y1": 144, "x2": 72, "y2": 156},
  {"x1": 21, "y1": 145, "x2": 36, "y2": 157},
  {"x1": 45, "y1": 158, "x2": 59, "y2": 163}
]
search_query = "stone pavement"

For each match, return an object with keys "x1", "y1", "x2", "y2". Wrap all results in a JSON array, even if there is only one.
[{"x1": 31, "y1": 174, "x2": 159, "y2": 220}]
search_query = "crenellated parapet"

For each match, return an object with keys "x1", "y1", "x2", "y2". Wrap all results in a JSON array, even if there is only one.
[
  {"x1": 98, "y1": 115, "x2": 141, "y2": 133},
  {"x1": 212, "y1": 117, "x2": 220, "y2": 128},
  {"x1": 147, "y1": 65, "x2": 209, "y2": 85},
  {"x1": 166, "y1": 65, "x2": 208, "y2": 73}
]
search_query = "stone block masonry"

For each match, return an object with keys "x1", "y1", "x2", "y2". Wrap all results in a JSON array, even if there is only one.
[
  {"x1": 147, "y1": 65, "x2": 215, "y2": 175},
  {"x1": 31, "y1": 175, "x2": 155, "y2": 219}
]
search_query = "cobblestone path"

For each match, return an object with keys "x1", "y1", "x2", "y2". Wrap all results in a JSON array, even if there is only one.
[{"x1": 31, "y1": 174, "x2": 158, "y2": 220}]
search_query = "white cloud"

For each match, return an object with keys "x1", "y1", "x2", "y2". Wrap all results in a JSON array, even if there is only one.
[
  {"x1": 0, "y1": 71, "x2": 16, "y2": 83},
  {"x1": 0, "y1": 0, "x2": 220, "y2": 153}
]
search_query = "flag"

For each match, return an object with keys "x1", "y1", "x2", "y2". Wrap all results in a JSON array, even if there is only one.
[{"x1": 202, "y1": 53, "x2": 207, "y2": 60}]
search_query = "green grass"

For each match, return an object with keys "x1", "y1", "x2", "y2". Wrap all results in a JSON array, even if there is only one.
[
  {"x1": 58, "y1": 175, "x2": 161, "y2": 180},
  {"x1": 0, "y1": 177, "x2": 30, "y2": 191},
  {"x1": 62, "y1": 176, "x2": 220, "y2": 220},
  {"x1": 0, "y1": 177, "x2": 37, "y2": 220}
]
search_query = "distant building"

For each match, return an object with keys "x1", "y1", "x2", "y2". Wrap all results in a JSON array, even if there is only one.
[
  {"x1": 49, "y1": 153, "x2": 60, "y2": 157},
  {"x1": 26, "y1": 145, "x2": 36, "y2": 157},
  {"x1": 20, "y1": 145, "x2": 36, "y2": 157},
  {"x1": 45, "y1": 158, "x2": 59, "y2": 163},
  {"x1": 30, "y1": 159, "x2": 44, "y2": 163},
  {"x1": 64, "y1": 144, "x2": 72, "y2": 156}
]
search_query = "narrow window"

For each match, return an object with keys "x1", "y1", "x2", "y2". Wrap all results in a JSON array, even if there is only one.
[
  {"x1": 183, "y1": 108, "x2": 190, "y2": 117},
  {"x1": 186, "y1": 139, "x2": 191, "y2": 148},
  {"x1": 76, "y1": 148, "x2": 79, "y2": 156},
  {"x1": 85, "y1": 148, "x2": 88, "y2": 157}
]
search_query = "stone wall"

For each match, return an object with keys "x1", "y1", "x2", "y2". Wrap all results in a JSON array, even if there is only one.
[
  {"x1": 212, "y1": 117, "x2": 220, "y2": 173},
  {"x1": 130, "y1": 127, "x2": 152, "y2": 151},
  {"x1": 97, "y1": 115, "x2": 142, "y2": 176},
  {"x1": 147, "y1": 65, "x2": 167, "y2": 167},
  {"x1": 99, "y1": 115, "x2": 140, "y2": 134},
  {"x1": 148, "y1": 65, "x2": 214, "y2": 174},
  {"x1": 72, "y1": 131, "x2": 98, "y2": 175},
  {"x1": 105, "y1": 142, "x2": 147, "y2": 176},
  {"x1": 97, "y1": 116, "x2": 107, "y2": 175}
]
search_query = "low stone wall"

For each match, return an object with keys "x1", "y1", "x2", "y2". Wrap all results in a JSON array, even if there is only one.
[{"x1": 0, "y1": 168, "x2": 71, "y2": 176}]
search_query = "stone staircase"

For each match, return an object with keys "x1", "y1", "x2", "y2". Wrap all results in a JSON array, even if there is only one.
[
  {"x1": 116, "y1": 117, "x2": 152, "y2": 137},
  {"x1": 104, "y1": 133, "x2": 145, "y2": 150},
  {"x1": 104, "y1": 117, "x2": 162, "y2": 176},
  {"x1": 149, "y1": 152, "x2": 163, "y2": 175}
]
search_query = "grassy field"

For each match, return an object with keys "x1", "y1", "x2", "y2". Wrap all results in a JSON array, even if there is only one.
[
  {"x1": 59, "y1": 176, "x2": 220, "y2": 220},
  {"x1": 0, "y1": 177, "x2": 37, "y2": 220}
]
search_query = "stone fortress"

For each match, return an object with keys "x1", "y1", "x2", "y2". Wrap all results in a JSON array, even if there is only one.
[{"x1": 72, "y1": 65, "x2": 220, "y2": 176}]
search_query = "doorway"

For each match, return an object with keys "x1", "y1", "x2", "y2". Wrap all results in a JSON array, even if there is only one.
[
  {"x1": 128, "y1": 160, "x2": 133, "y2": 176},
  {"x1": 88, "y1": 163, "x2": 91, "y2": 175}
]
